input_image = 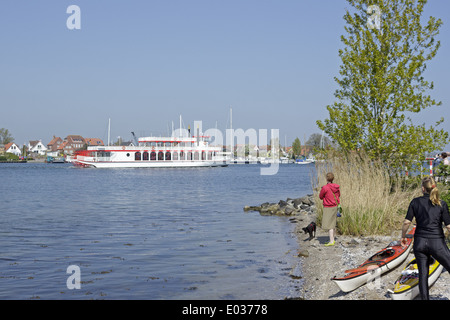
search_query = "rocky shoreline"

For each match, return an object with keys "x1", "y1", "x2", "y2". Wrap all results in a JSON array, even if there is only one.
[{"x1": 245, "y1": 195, "x2": 450, "y2": 300}]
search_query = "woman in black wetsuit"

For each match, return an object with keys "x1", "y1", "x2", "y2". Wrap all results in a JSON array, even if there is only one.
[{"x1": 401, "y1": 176, "x2": 450, "y2": 300}]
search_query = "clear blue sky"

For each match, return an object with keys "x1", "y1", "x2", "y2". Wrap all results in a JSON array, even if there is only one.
[{"x1": 1, "y1": 0, "x2": 449, "y2": 150}]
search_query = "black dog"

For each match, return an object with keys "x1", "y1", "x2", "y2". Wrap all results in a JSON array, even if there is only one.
[{"x1": 302, "y1": 222, "x2": 316, "y2": 241}]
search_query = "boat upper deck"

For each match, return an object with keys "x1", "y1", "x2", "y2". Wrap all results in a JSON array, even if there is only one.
[{"x1": 86, "y1": 136, "x2": 220, "y2": 152}]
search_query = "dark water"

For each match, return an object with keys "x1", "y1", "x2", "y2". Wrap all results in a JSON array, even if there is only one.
[{"x1": 0, "y1": 162, "x2": 314, "y2": 299}]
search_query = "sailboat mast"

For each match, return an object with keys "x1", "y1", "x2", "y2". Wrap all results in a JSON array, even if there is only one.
[
  {"x1": 230, "y1": 107, "x2": 233, "y2": 159},
  {"x1": 108, "y1": 118, "x2": 111, "y2": 146}
]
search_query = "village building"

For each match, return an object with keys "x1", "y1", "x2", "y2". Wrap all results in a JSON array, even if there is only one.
[
  {"x1": 28, "y1": 140, "x2": 48, "y2": 156},
  {"x1": 47, "y1": 136, "x2": 63, "y2": 152},
  {"x1": 4, "y1": 142, "x2": 22, "y2": 156},
  {"x1": 85, "y1": 138, "x2": 104, "y2": 147},
  {"x1": 46, "y1": 136, "x2": 64, "y2": 157},
  {"x1": 58, "y1": 135, "x2": 86, "y2": 155}
]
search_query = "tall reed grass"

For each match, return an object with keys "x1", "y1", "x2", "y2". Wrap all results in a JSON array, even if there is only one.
[{"x1": 312, "y1": 152, "x2": 421, "y2": 236}]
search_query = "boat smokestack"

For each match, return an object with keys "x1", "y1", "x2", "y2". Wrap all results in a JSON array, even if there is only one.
[{"x1": 197, "y1": 125, "x2": 200, "y2": 146}]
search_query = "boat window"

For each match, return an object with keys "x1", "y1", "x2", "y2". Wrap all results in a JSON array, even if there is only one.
[
  {"x1": 158, "y1": 151, "x2": 164, "y2": 160},
  {"x1": 187, "y1": 152, "x2": 192, "y2": 160},
  {"x1": 202, "y1": 151, "x2": 206, "y2": 160},
  {"x1": 165, "y1": 151, "x2": 171, "y2": 160},
  {"x1": 96, "y1": 151, "x2": 111, "y2": 158},
  {"x1": 150, "y1": 151, "x2": 156, "y2": 160},
  {"x1": 143, "y1": 151, "x2": 149, "y2": 160},
  {"x1": 180, "y1": 151, "x2": 185, "y2": 160},
  {"x1": 173, "y1": 152, "x2": 178, "y2": 160},
  {"x1": 135, "y1": 152, "x2": 141, "y2": 161},
  {"x1": 208, "y1": 152, "x2": 212, "y2": 160},
  {"x1": 194, "y1": 152, "x2": 199, "y2": 160}
]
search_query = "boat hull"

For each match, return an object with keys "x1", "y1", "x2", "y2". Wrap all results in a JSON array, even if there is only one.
[
  {"x1": 389, "y1": 257, "x2": 443, "y2": 300},
  {"x1": 295, "y1": 161, "x2": 313, "y2": 165},
  {"x1": 73, "y1": 159, "x2": 224, "y2": 168}
]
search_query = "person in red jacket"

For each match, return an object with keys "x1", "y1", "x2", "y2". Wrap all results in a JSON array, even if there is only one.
[{"x1": 319, "y1": 172, "x2": 341, "y2": 246}]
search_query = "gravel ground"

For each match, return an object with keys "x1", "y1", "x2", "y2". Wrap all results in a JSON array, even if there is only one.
[{"x1": 292, "y1": 213, "x2": 450, "y2": 300}]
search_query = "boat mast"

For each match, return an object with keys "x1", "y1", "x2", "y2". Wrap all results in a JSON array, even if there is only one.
[
  {"x1": 230, "y1": 106, "x2": 233, "y2": 160},
  {"x1": 108, "y1": 118, "x2": 111, "y2": 146},
  {"x1": 285, "y1": 135, "x2": 287, "y2": 154}
]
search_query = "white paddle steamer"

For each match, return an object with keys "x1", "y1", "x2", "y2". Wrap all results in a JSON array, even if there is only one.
[{"x1": 70, "y1": 135, "x2": 225, "y2": 168}]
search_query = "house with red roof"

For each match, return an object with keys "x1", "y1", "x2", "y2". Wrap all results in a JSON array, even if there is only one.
[
  {"x1": 47, "y1": 136, "x2": 63, "y2": 152},
  {"x1": 58, "y1": 135, "x2": 86, "y2": 155},
  {"x1": 85, "y1": 138, "x2": 104, "y2": 147},
  {"x1": 4, "y1": 142, "x2": 22, "y2": 156}
]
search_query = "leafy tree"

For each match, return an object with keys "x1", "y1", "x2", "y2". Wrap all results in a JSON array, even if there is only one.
[
  {"x1": 306, "y1": 133, "x2": 332, "y2": 149},
  {"x1": 0, "y1": 128, "x2": 13, "y2": 144},
  {"x1": 317, "y1": 0, "x2": 448, "y2": 166},
  {"x1": 292, "y1": 137, "x2": 301, "y2": 157},
  {"x1": 435, "y1": 163, "x2": 450, "y2": 187}
]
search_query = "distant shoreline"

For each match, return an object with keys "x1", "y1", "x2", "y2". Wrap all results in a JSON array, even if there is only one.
[
  {"x1": 0, "y1": 158, "x2": 49, "y2": 163},
  {"x1": 0, "y1": 160, "x2": 27, "y2": 163}
]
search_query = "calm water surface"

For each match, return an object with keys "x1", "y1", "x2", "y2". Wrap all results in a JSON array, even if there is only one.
[{"x1": 0, "y1": 162, "x2": 314, "y2": 299}]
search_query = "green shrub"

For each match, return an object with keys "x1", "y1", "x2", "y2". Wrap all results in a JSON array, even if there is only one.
[
  {"x1": 5, "y1": 152, "x2": 19, "y2": 160},
  {"x1": 441, "y1": 189, "x2": 450, "y2": 206}
]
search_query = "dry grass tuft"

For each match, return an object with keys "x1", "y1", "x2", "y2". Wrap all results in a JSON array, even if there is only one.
[{"x1": 312, "y1": 152, "x2": 421, "y2": 236}]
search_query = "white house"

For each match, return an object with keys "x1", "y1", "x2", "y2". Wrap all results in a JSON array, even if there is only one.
[
  {"x1": 28, "y1": 140, "x2": 48, "y2": 156},
  {"x1": 4, "y1": 142, "x2": 22, "y2": 156}
]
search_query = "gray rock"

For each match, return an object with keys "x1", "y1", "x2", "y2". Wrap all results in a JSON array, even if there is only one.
[
  {"x1": 284, "y1": 207, "x2": 295, "y2": 215},
  {"x1": 299, "y1": 196, "x2": 312, "y2": 206},
  {"x1": 278, "y1": 200, "x2": 288, "y2": 207},
  {"x1": 297, "y1": 250, "x2": 309, "y2": 258},
  {"x1": 243, "y1": 206, "x2": 261, "y2": 212},
  {"x1": 293, "y1": 198, "x2": 303, "y2": 208},
  {"x1": 245, "y1": 194, "x2": 316, "y2": 217}
]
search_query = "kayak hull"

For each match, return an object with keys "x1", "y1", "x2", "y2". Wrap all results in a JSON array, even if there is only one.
[{"x1": 389, "y1": 257, "x2": 443, "y2": 300}]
